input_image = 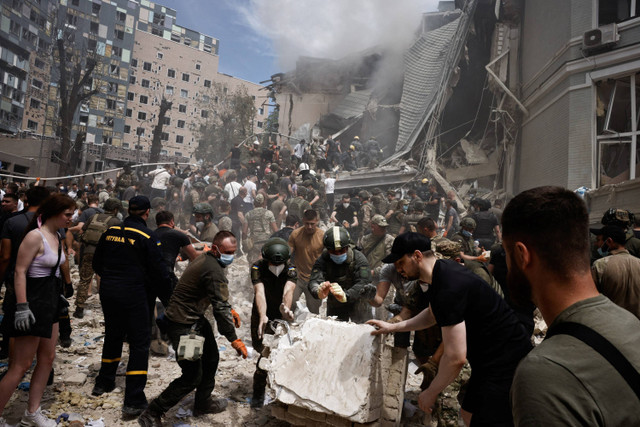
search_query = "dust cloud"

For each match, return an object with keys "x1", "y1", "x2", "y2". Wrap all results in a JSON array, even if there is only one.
[{"x1": 239, "y1": 0, "x2": 439, "y2": 70}]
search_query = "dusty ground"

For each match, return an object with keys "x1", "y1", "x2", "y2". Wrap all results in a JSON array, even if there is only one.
[{"x1": 0, "y1": 255, "x2": 431, "y2": 427}]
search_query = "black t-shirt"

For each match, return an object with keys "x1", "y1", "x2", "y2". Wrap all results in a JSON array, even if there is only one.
[
  {"x1": 250, "y1": 259, "x2": 297, "y2": 320},
  {"x1": 1, "y1": 211, "x2": 34, "y2": 275},
  {"x1": 270, "y1": 226, "x2": 294, "y2": 242},
  {"x1": 427, "y1": 259, "x2": 532, "y2": 375},
  {"x1": 334, "y1": 204, "x2": 357, "y2": 225},
  {"x1": 154, "y1": 226, "x2": 190, "y2": 271},
  {"x1": 472, "y1": 211, "x2": 499, "y2": 239},
  {"x1": 230, "y1": 195, "x2": 244, "y2": 224},
  {"x1": 230, "y1": 147, "x2": 241, "y2": 160},
  {"x1": 426, "y1": 191, "x2": 441, "y2": 219}
]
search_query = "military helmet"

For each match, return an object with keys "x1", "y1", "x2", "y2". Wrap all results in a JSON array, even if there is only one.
[
  {"x1": 103, "y1": 198, "x2": 122, "y2": 212},
  {"x1": 460, "y1": 217, "x2": 476, "y2": 229},
  {"x1": 601, "y1": 208, "x2": 633, "y2": 227},
  {"x1": 436, "y1": 239, "x2": 462, "y2": 259},
  {"x1": 358, "y1": 190, "x2": 370, "y2": 200},
  {"x1": 323, "y1": 226, "x2": 351, "y2": 250},
  {"x1": 193, "y1": 181, "x2": 206, "y2": 189},
  {"x1": 193, "y1": 202, "x2": 213, "y2": 215},
  {"x1": 414, "y1": 200, "x2": 425, "y2": 211},
  {"x1": 261, "y1": 237, "x2": 290, "y2": 264}
]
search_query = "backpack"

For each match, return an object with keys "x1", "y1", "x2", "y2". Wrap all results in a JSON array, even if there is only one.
[{"x1": 81, "y1": 213, "x2": 113, "y2": 245}]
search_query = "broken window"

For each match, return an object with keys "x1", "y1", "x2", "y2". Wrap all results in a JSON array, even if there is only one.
[
  {"x1": 140, "y1": 95, "x2": 148, "y2": 104},
  {"x1": 599, "y1": 0, "x2": 640, "y2": 25},
  {"x1": 596, "y1": 72, "x2": 640, "y2": 185}
]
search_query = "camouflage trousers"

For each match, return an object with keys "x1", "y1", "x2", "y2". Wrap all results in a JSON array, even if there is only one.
[
  {"x1": 76, "y1": 252, "x2": 95, "y2": 308},
  {"x1": 429, "y1": 362, "x2": 471, "y2": 427}
]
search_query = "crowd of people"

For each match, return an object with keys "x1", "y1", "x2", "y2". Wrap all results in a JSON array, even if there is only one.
[{"x1": 0, "y1": 140, "x2": 639, "y2": 426}]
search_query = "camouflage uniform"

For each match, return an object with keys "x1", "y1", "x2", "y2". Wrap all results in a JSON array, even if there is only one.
[
  {"x1": 245, "y1": 207, "x2": 276, "y2": 264},
  {"x1": 116, "y1": 172, "x2": 135, "y2": 197},
  {"x1": 286, "y1": 194, "x2": 311, "y2": 221},
  {"x1": 358, "y1": 202, "x2": 374, "y2": 237},
  {"x1": 371, "y1": 192, "x2": 389, "y2": 216}
]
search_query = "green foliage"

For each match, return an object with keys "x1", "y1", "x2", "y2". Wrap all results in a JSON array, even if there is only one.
[{"x1": 194, "y1": 83, "x2": 256, "y2": 164}]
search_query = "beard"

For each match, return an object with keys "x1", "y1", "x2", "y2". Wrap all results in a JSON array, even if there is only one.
[{"x1": 506, "y1": 261, "x2": 533, "y2": 310}]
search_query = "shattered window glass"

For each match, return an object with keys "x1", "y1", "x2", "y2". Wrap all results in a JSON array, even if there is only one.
[{"x1": 596, "y1": 72, "x2": 640, "y2": 186}]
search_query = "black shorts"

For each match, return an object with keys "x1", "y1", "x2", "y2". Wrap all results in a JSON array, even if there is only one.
[{"x1": 461, "y1": 373, "x2": 515, "y2": 427}]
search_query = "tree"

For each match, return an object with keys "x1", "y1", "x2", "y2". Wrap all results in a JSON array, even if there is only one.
[
  {"x1": 149, "y1": 97, "x2": 172, "y2": 164},
  {"x1": 53, "y1": 17, "x2": 101, "y2": 176},
  {"x1": 194, "y1": 83, "x2": 256, "y2": 164}
]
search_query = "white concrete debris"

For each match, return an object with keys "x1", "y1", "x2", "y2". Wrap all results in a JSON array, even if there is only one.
[{"x1": 265, "y1": 318, "x2": 383, "y2": 423}]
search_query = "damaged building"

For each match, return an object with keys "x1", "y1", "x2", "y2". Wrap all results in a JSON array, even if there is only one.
[{"x1": 267, "y1": 0, "x2": 640, "y2": 219}]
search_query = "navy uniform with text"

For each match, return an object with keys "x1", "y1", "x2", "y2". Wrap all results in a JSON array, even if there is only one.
[{"x1": 92, "y1": 196, "x2": 171, "y2": 416}]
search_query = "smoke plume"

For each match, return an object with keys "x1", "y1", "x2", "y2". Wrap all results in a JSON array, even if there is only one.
[{"x1": 240, "y1": 0, "x2": 439, "y2": 70}]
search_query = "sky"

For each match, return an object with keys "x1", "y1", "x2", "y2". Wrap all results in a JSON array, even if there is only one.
[{"x1": 158, "y1": 0, "x2": 440, "y2": 84}]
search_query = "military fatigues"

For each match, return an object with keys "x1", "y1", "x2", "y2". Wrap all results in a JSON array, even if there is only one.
[
  {"x1": 245, "y1": 207, "x2": 276, "y2": 264},
  {"x1": 387, "y1": 210, "x2": 405, "y2": 236},
  {"x1": 308, "y1": 247, "x2": 372, "y2": 323},
  {"x1": 116, "y1": 172, "x2": 135, "y2": 198},
  {"x1": 92, "y1": 216, "x2": 172, "y2": 408},
  {"x1": 358, "y1": 203, "x2": 374, "y2": 240},
  {"x1": 148, "y1": 252, "x2": 238, "y2": 415},
  {"x1": 250, "y1": 259, "x2": 297, "y2": 398},
  {"x1": 286, "y1": 197, "x2": 311, "y2": 223},
  {"x1": 371, "y1": 195, "x2": 389, "y2": 216},
  {"x1": 450, "y1": 232, "x2": 475, "y2": 256},
  {"x1": 360, "y1": 233, "x2": 394, "y2": 281},
  {"x1": 77, "y1": 213, "x2": 121, "y2": 309},
  {"x1": 402, "y1": 212, "x2": 425, "y2": 233}
]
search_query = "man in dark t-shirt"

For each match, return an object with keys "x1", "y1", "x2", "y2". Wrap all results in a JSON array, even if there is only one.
[
  {"x1": 155, "y1": 211, "x2": 199, "y2": 288},
  {"x1": 368, "y1": 232, "x2": 532, "y2": 427}
]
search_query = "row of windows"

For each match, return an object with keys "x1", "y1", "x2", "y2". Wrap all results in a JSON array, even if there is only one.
[
  {"x1": 123, "y1": 124, "x2": 186, "y2": 144},
  {"x1": 130, "y1": 59, "x2": 211, "y2": 87}
]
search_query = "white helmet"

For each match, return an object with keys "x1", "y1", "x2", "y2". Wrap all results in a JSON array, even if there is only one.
[
  {"x1": 299, "y1": 163, "x2": 310, "y2": 172},
  {"x1": 309, "y1": 170, "x2": 317, "y2": 176}
]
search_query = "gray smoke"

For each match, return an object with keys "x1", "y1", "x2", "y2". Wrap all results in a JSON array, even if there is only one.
[{"x1": 239, "y1": 0, "x2": 439, "y2": 70}]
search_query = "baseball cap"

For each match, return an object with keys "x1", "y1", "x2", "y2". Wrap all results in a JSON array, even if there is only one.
[
  {"x1": 129, "y1": 195, "x2": 151, "y2": 211},
  {"x1": 371, "y1": 214, "x2": 388, "y2": 227},
  {"x1": 254, "y1": 193, "x2": 265, "y2": 205},
  {"x1": 382, "y1": 232, "x2": 431, "y2": 263}
]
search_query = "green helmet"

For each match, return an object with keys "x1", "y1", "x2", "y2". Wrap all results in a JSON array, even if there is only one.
[
  {"x1": 460, "y1": 217, "x2": 476, "y2": 229},
  {"x1": 193, "y1": 203, "x2": 213, "y2": 215},
  {"x1": 261, "y1": 237, "x2": 290, "y2": 264},
  {"x1": 103, "y1": 198, "x2": 122, "y2": 212},
  {"x1": 323, "y1": 226, "x2": 351, "y2": 250}
]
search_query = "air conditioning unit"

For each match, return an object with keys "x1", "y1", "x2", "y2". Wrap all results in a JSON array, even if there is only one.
[{"x1": 583, "y1": 23, "x2": 619, "y2": 54}]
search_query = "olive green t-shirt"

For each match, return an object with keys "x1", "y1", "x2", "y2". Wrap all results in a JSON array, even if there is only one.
[{"x1": 511, "y1": 295, "x2": 640, "y2": 426}]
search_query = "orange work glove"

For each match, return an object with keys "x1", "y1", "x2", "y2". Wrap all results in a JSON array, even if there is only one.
[
  {"x1": 203, "y1": 244, "x2": 211, "y2": 252},
  {"x1": 443, "y1": 230, "x2": 448, "y2": 237},
  {"x1": 230, "y1": 309, "x2": 241, "y2": 328},
  {"x1": 231, "y1": 339, "x2": 248, "y2": 358},
  {"x1": 476, "y1": 254, "x2": 488, "y2": 263}
]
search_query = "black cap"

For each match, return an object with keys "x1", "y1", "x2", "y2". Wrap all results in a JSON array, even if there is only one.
[
  {"x1": 382, "y1": 232, "x2": 431, "y2": 264},
  {"x1": 129, "y1": 195, "x2": 151, "y2": 211},
  {"x1": 600, "y1": 225, "x2": 627, "y2": 245}
]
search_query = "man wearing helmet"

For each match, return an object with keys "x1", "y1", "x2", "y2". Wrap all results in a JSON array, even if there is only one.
[
  {"x1": 249, "y1": 237, "x2": 297, "y2": 408},
  {"x1": 191, "y1": 203, "x2": 219, "y2": 243},
  {"x1": 451, "y1": 217, "x2": 482, "y2": 263},
  {"x1": 308, "y1": 226, "x2": 375, "y2": 323}
]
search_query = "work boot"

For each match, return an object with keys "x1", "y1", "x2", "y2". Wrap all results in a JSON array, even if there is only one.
[
  {"x1": 73, "y1": 307, "x2": 84, "y2": 319},
  {"x1": 60, "y1": 337, "x2": 72, "y2": 348},
  {"x1": 137, "y1": 407, "x2": 162, "y2": 427},
  {"x1": 193, "y1": 397, "x2": 228, "y2": 416},
  {"x1": 122, "y1": 403, "x2": 148, "y2": 419},
  {"x1": 250, "y1": 392, "x2": 265, "y2": 409},
  {"x1": 91, "y1": 382, "x2": 115, "y2": 396}
]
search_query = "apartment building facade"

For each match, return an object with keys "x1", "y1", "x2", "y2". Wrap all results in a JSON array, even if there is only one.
[{"x1": 0, "y1": 0, "x2": 267, "y2": 176}]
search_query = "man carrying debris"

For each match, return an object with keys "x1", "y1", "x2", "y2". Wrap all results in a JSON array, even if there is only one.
[
  {"x1": 367, "y1": 232, "x2": 532, "y2": 427},
  {"x1": 138, "y1": 231, "x2": 248, "y2": 426},
  {"x1": 288, "y1": 209, "x2": 325, "y2": 314},
  {"x1": 249, "y1": 238, "x2": 297, "y2": 408},
  {"x1": 504, "y1": 187, "x2": 640, "y2": 426},
  {"x1": 308, "y1": 226, "x2": 376, "y2": 323}
]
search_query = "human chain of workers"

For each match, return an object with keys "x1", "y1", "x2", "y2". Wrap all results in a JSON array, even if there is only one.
[{"x1": 0, "y1": 137, "x2": 639, "y2": 427}]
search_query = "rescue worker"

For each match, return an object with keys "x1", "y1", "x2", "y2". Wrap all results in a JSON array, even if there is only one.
[
  {"x1": 137, "y1": 231, "x2": 247, "y2": 427},
  {"x1": 308, "y1": 227, "x2": 375, "y2": 323},
  {"x1": 249, "y1": 238, "x2": 297, "y2": 408},
  {"x1": 92, "y1": 196, "x2": 172, "y2": 419},
  {"x1": 191, "y1": 203, "x2": 219, "y2": 243},
  {"x1": 243, "y1": 194, "x2": 278, "y2": 264},
  {"x1": 360, "y1": 215, "x2": 395, "y2": 282},
  {"x1": 286, "y1": 187, "x2": 311, "y2": 221},
  {"x1": 74, "y1": 198, "x2": 122, "y2": 319},
  {"x1": 451, "y1": 217, "x2": 485, "y2": 264},
  {"x1": 371, "y1": 188, "x2": 388, "y2": 216},
  {"x1": 357, "y1": 190, "x2": 374, "y2": 240},
  {"x1": 399, "y1": 201, "x2": 427, "y2": 234},
  {"x1": 387, "y1": 199, "x2": 407, "y2": 236},
  {"x1": 116, "y1": 164, "x2": 135, "y2": 199}
]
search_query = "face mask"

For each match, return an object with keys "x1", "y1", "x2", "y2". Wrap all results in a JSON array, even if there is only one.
[
  {"x1": 219, "y1": 253, "x2": 234, "y2": 266},
  {"x1": 269, "y1": 264, "x2": 285, "y2": 276},
  {"x1": 343, "y1": 203, "x2": 349, "y2": 208},
  {"x1": 597, "y1": 242, "x2": 610, "y2": 257},
  {"x1": 419, "y1": 282, "x2": 429, "y2": 292},
  {"x1": 461, "y1": 230, "x2": 472, "y2": 238},
  {"x1": 330, "y1": 252, "x2": 348, "y2": 264},
  {"x1": 195, "y1": 221, "x2": 204, "y2": 231},
  {"x1": 403, "y1": 205, "x2": 408, "y2": 212}
]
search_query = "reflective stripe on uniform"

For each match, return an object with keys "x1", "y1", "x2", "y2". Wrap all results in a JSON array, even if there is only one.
[
  {"x1": 333, "y1": 226, "x2": 341, "y2": 249},
  {"x1": 102, "y1": 357, "x2": 121, "y2": 363},
  {"x1": 125, "y1": 370, "x2": 148, "y2": 375},
  {"x1": 107, "y1": 226, "x2": 150, "y2": 239}
]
